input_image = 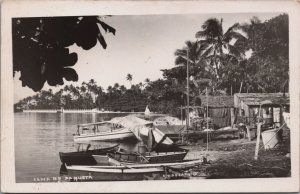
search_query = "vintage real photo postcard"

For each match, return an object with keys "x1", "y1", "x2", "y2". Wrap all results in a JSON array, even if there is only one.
[{"x1": 1, "y1": 0, "x2": 299, "y2": 193}]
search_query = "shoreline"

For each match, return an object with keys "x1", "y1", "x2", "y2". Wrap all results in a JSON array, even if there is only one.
[{"x1": 21, "y1": 109, "x2": 145, "y2": 114}]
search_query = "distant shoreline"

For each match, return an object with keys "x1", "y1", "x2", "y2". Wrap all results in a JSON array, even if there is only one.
[{"x1": 21, "y1": 109, "x2": 145, "y2": 114}]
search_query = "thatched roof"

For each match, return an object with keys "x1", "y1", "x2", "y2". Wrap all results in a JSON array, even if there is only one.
[
  {"x1": 198, "y1": 95, "x2": 234, "y2": 108},
  {"x1": 235, "y1": 93, "x2": 289, "y2": 107}
]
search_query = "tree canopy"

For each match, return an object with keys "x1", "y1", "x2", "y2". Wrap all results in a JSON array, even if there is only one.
[
  {"x1": 15, "y1": 14, "x2": 289, "y2": 116},
  {"x1": 13, "y1": 16, "x2": 115, "y2": 91}
]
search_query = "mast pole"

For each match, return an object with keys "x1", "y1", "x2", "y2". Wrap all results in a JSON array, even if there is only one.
[
  {"x1": 206, "y1": 87, "x2": 209, "y2": 154},
  {"x1": 186, "y1": 49, "x2": 190, "y2": 131}
]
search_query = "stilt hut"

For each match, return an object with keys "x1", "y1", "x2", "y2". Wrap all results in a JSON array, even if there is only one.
[{"x1": 234, "y1": 93, "x2": 290, "y2": 127}]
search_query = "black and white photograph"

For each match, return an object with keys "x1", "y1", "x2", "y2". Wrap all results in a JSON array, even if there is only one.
[{"x1": 1, "y1": 0, "x2": 299, "y2": 193}]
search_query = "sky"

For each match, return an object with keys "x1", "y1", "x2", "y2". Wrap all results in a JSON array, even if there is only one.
[{"x1": 14, "y1": 12, "x2": 283, "y2": 102}]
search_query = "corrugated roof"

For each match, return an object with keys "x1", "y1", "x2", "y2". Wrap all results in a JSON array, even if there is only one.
[
  {"x1": 198, "y1": 95, "x2": 234, "y2": 108},
  {"x1": 235, "y1": 93, "x2": 289, "y2": 106}
]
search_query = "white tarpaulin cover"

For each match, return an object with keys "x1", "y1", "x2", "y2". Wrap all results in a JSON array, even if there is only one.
[
  {"x1": 153, "y1": 116, "x2": 183, "y2": 126},
  {"x1": 109, "y1": 115, "x2": 174, "y2": 149},
  {"x1": 109, "y1": 115, "x2": 153, "y2": 127}
]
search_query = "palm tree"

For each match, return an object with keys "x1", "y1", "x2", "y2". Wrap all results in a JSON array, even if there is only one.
[
  {"x1": 107, "y1": 86, "x2": 113, "y2": 97},
  {"x1": 112, "y1": 83, "x2": 121, "y2": 96},
  {"x1": 113, "y1": 83, "x2": 120, "y2": 89},
  {"x1": 119, "y1": 85, "x2": 127, "y2": 94},
  {"x1": 96, "y1": 86, "x2": 103, "y2": 95},
  {"x1": 174, "y1": 40, "x2": 207, "y2": 83},
  {"x1": 80, "y1": 82, "x2": 87, "y2": 94},
  {"x1": 174, "y1": 40, "x2": 203, "y2": 67},
  {"x1": 195, "y1": 18, "x2": 247, "y2": 94},
  {"x1": 138, "y1": 82, "x2": 143, "y2": 88},
  {"x1": 126, "y1": 73, "x2": 136, "y2": 104},
  {"x1": 68, "y1": 84, "x2": 80, "y2": 100},
  {"x1": 144, "y1": 78, "x2": 150, "y2": 83},
  {"x1": 126, "y1": 74, "x2": 133, "y2": 85},
  {"x1": 174, "y1": 40, "x2": 206, "y2": 98}
]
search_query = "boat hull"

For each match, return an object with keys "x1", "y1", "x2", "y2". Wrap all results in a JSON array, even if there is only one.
[
  {"x1": 60, "y1": 152, "x2": 98, "y2": 165},
  {"x1": 103, "y1": 151, "x2": 188, "y2": 165},
  {"x1": 66, "y1": 159, "x2": 203, "y2": 181},
  {"x1": 59, "y1": 145, "x2": 119, "y2": 165},
  {"x1": 66, "y1": 166, "x2": 165, "y2": 181},
  {"x1": 145, "y1": 151, "x2": 187, "y2": 163},
  {"x1": 74, "y1": 128, "x2": 135, "y2": 142}
]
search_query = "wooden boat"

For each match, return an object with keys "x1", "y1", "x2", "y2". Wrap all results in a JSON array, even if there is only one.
[
  {"x1": 66, "y1": 165, "x2": 164, "y2": 181},
  {"x1": 143, "y1": 151, "x2": 188, "y2": 163},
  {"x1": 73, "y1": 121, "x2": 135, "y2": 142},
  {"x1": 94, "y1": 148, "x2": 188, "y2": 165},
  {"x1": 105, "y1": 158, "x2": 203, "y2": 169},
  {"x1": 65, "y1": 159, "x2": 203, "y2": 181},
  {"x1": 59, "y1": 144, "x2": 119, "y2": 165},
  {"x1": 110, "y1": 115, "x2": 178, "y2": 152}
]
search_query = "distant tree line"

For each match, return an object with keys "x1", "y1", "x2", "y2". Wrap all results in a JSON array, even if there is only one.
[{"x1": 14, "y1": 14, "x2": 289, "y2": 116}]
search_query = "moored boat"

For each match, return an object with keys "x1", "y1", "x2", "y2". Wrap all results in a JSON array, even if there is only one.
[
  {"x1": 143, "y1": 150, "x2": 188, "y2": 163},
  {"x1": 65, "y1": 158, "x2": 203, "y2": 181},
  {"x1": 73, "y1": 121, "x2": 136, "y2": 142},
  {"x1": 94, "y1": 149, "x2": 188, "y2": 165},
  {"x1": 109, "y1": 115, "x2": 179, "y2": 152},
  {"x1": 59, "y1": 143, "x2": 119, "y2": 165},
  {"x1": 66, "y1": 165, "x2": 165, "y2": 181}
]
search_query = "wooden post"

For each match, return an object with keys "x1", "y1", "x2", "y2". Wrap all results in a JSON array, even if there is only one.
[
  {"x1": 239, "y1": 82, "x2": 243, "y2": 93},
  {"x1": 279, "y1": 107, "x2": 283, "y2": 126},
  {"x1": 186, "y1": 49, "x2": 190, "y2": 131},
  {"x1": 206, "y1": 87, "x2": 209, "y2": 155},
  {"x1": 230, "y1": 108, "x2": 235, "y2": 127},
  {"x1": 270, "y1": 107, "x2": 274, "y2": 123},
  {"x1": 181, "y1": 105, "x2": 183, "y2": 125},
  {"x1": 254, "y1": 123, "x2": 262, "y2": 160},
  {"x1": 246, "y1": 125, "x2": 251, "y2": 141},
  {"x1": 248, "y1": 107, "x2": 251, "y2": 124}
]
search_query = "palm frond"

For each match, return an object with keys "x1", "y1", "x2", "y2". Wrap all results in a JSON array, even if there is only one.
[
  {"x1": 185, "y1": 40, "x2": 194, "y2": 49},
  {"x1": 201, "y1": 45, "x2": 214, "y2": 58},
  {"x1": 202, "y1": 18, "x2": 223, "y2": 38},
  {"x1": 227, "y1": 44, "x2": 246, "y2": 59},
  {"x1": 224, "y1": 31, "x2": 247, "y2": 43},
  {"x1": 195, "y1": 30, "x2": 207, "y2": 39},
  {"x1": 175, "y1": 56, "x2": 187, "y2": 66},
  {"x1": 225, "y1": 23, "x2": 241, "y2": 33}
]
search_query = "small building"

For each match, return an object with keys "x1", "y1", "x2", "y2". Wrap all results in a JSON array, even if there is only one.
[
  {"x1": 197, "y1": 95, "x2": 235, "y2": 129},
  {"x1": 234, "y1": 93, "x2": 289, "y2": 126}
]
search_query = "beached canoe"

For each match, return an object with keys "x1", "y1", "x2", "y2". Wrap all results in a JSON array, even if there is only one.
[
  {"x1": 66, "y1": 165, "x2": 164, "y2": 181},
  {"x1": 66, "y1": 159, "x2": 203, "y2": 181},
  {"x1": 96, "y1": 149, "x2": 188, "y2": 165}
]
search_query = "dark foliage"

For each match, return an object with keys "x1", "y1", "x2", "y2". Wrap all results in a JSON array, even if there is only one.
[
  {"x1": 236, "y1": 14, "x2": 289, "y2": 93},
  {"x1": 15, "y1": 14, "x2": 289, "y2": 115},
  {"x1": 13, "y1": 16, "x2": 115, "y2": 91}
]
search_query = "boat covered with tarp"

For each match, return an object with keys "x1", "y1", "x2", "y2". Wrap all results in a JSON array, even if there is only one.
[{"x1": 108, "y1": 115, "x2": 181, "y2": 152}]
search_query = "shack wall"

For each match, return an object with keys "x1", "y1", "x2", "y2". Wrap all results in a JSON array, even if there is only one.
[{"x1": 208, "y1": 107, "x2": 232, "y2": 129}]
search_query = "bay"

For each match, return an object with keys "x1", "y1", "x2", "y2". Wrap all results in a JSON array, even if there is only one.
[{"x1": 14, "y1": 112, "x2": 139, "y2": 183}]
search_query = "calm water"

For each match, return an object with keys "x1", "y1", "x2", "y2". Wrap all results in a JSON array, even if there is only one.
[{"x1": 14, "y1": 112, "x2": 139, "y2": 183}]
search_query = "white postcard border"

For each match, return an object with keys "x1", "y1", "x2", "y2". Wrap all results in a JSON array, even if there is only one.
[{"x1": 1, "y1": 0, "x2": 299, "y2": 192}]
